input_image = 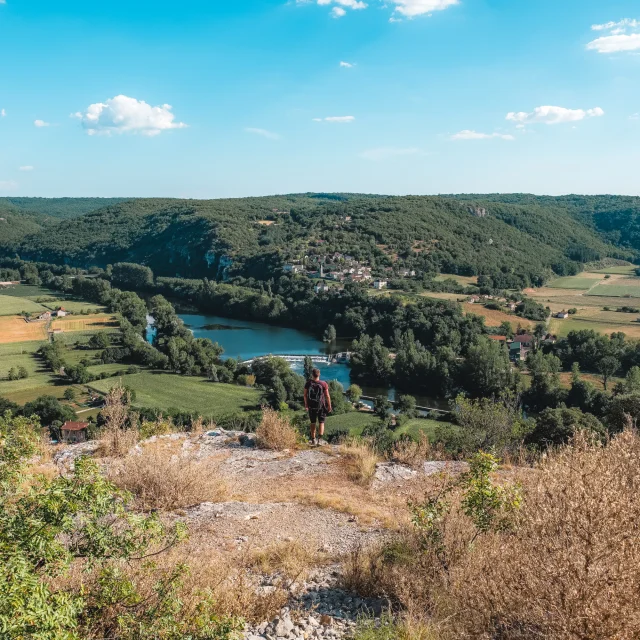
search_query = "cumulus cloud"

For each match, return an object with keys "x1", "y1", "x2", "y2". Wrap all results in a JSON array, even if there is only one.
[
  {"x1": 19, "y1": 166, "x2": 34, "y2": 171},
  {"x1": 34, "y1": 119, "x2": 50, "y2": 127},
  {"x1": 73, "y1": 95, "x2": 187, "y2": 136},
  {"x1": 630, "y1": 113, "x2": 640, "y2": 120},
  {"x1": 587, "y1": 18, "x2": 640, "y2": 53},
  {"x1": 451, "y1": 130, "x2": 514, "y2": 141},
  {"x1": 390, "y1": 0, "x2": 458, "y2": 18},
  {"x1": 506, "y1": 106, "x2": 604, "y2": 125},
  {"x1": 360, "y1": 147, "x2": 423, "y2": 160},
  {"x1": 313, "y1": 115, "x2": 355, "y2": 123},
  {"x1": 340, "y1": 61, "x2": 354, "y2": 67},
  {"x1": 331, "y1": 6, "x2": 346, "y2": 17},
  {"x1": 245, "y1": 127, "x2": 281, "y2": 140}
]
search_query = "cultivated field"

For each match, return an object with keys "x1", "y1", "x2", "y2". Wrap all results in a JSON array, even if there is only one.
[
  {"x1": 547, "y1": 275, "x2": 602, "y2": 290},
  {"x1": 0, "y1": 294, "x2": 46, "y2": 316},
  {"x1": 0, "y1": 284, "x2": 58, "y2": 299},
  {"x1": 50, "y1": 314, "x2": 119, "y2": 332},
  {"x1": 587, "y1": 282, "x2": 640, "y2": 298},
  {"x1": 461, "y1": 303, "x2": 532, "y2": 330},
  {"x1": 0, "y1": 316, "x2": 49, "y2": 343},
  {"x1": 89, "y1": 372, "x2": 262, "y2": 418}
]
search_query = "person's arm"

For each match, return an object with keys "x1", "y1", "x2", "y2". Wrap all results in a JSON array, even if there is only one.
[
  {"x1": 304, "y1": 387, "x2": 309, "y2": 411},
  {"x1": 324, "y1": 385, "x2": 332, "y2": 412}
]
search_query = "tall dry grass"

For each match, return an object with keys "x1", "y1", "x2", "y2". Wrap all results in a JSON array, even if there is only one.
[
  {"x1": 255, "y1": 408, "x2": 297, "y2": 451},
  {"x1": 342, "y1": 430, "x2": 640, "y2": 640},
  {"x1": 96, "y1": 384, "x2": 138, "y2": 457},
  {"x1": 447, "y1": 430, "x2": 640, "y2": 639},
  {"x1": 108, "y1": 446, "x2": 227, "y2": 511},
  {"x1": 339, "y1": 438, "x2": 380, "y2": 485}
]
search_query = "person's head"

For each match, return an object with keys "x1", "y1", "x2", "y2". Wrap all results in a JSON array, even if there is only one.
[{"x1": 312, "y1": 368, "x2": 321, "y2": 380}]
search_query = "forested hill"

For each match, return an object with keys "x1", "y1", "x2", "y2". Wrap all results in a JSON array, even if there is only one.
[{"x1": 1, "y1": 193, "x2": 637, "y2": 286}]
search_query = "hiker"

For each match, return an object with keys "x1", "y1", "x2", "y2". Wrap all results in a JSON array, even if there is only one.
[{"x1": 304, "y1": 367, "x2": 332, "y2": 445}]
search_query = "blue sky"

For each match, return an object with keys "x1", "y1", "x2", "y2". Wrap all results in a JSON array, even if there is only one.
[{"x1": 1, "y1": 0, "x2": 639, "y2": 197}]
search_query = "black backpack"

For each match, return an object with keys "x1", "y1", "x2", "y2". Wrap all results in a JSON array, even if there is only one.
[{"x1": 307, "y1": 380, "x2": 325, "y2": 410}]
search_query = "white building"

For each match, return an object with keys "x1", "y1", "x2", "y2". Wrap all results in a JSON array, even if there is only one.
[
  {"x1": 373, "y1": 279, "x2": 388, "y2": 290},
  {"x1": 315, "y1": 283, "x2": 330, "y2": 294}
]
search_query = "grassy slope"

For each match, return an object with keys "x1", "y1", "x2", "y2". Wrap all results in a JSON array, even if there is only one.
[
  {"x1": 89, "y1": 372, "x2": 262, "y2": 418},
  {"x1": 0, "y1": 294, "x2": 46, "y2": 316}
]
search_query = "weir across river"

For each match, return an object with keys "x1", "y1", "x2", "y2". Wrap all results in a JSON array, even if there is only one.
[{"x1": 241, "y1": 353, "x2": 351, "y2": 366}]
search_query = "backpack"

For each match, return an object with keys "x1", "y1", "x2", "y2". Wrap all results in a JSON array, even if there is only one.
[{"x1": 307, "y1": 380, "x2": 325, "y2": 410}]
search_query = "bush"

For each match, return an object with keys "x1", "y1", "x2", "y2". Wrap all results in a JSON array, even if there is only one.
[
  {"x1": 255, "y1": 408, "x2": 298, "y2": 450},
  {"x1": 109, "y1": 445, "x2": 227, "y2": 511}
]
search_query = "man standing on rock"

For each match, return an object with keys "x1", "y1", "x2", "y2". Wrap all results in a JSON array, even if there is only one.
[{"x1": 304, "y1": 367, "x2": 332, "y2": 446}]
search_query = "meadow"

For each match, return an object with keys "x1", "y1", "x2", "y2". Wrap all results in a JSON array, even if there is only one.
[
  {"x1": 0, "y1": 294, "x2": 46, "y2": 316},
  {"x1": 89, "y1": 372, "x2": 262, "y2": 418},
  {"x1": 547, "y1": 275, "x2": 601, "y2": 290}
]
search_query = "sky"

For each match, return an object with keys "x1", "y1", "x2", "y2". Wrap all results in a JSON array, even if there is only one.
[{"x1": 1, "y1": 0, "x2": 639, "y2": 198}]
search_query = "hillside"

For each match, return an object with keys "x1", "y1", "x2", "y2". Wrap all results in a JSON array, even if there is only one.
[{"x1": 2, "y1": 194, "x2": 637, "y2": 285}]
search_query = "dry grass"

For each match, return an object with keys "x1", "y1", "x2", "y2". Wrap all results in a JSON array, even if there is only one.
[
  {"x1": 390, "y1": 433, "x2": 435, "y2": 468},
  {"x1": 447, "y1": 430, "x2": 640, "y2": 639},
  {"x1": 96, "y1": 384, "x2": 138, "y2": 457},
  {"x1": 50, "y1": 313, "x2": 118, "y2": 333},
  {"x1": 342, "y1": 431, "x2": 640, "y2": 640},
  {"x1": 256, "y1": 407, "x2": 297, "y2": 451},
  {"x1": 249, "y1": 540, "x2": 321, "y2": 582},
  {"x1": 0, "y1": 315, "x2": 48, "y2": 343},
  {"x1": 339, "y1": 438, "x2": 380, "y2": 485},
  {"x1": 108, "y1": 445, "x2": 227, "y2": 511}
]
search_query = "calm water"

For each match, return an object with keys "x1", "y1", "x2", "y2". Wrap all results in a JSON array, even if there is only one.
[{"x1": 172, "y1": 313, "x2": 447, "y2": 409}]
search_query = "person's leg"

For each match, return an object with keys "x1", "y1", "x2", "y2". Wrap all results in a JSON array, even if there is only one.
[
  {"x1": 309, "y1": 410, "x2": 317, "y2": 442},
  {"x1": 318, "y1": 421, "x2": 325, "y2": 441}
]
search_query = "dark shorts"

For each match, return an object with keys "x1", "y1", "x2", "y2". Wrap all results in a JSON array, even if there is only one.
[{"x1": 309, "y1": 407, "x2": 327, "y2": 424}]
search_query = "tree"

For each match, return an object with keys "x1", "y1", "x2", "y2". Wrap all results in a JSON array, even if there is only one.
[
  {"x1": 17, "y1": 366, "x2": 28, "y2": 379},
  {"x1": 88, "y1": 332, "x2": 110, "y2": 349},
  {"x1": 499, "y1": 321, "x2": 514, "y2": 340},
  {"x1": 527, "y1": 407, "x2": 605, "y2": 447},
  {"x1": 0, "y1": 412, "x2": 241, "y2": 640},
  {"x1": 111, "y1": 262, "x2": 154, "y2": 289},
  {"x1": 269, "y1": 377, "x2": 287, "y2": 410},
  {"x1": 350, "y1": 335, "x2": 394, "y2": 384},
  {"x1": 346, "y1": 384, "x2": 362, "y2": 404},
  {"x1": 7, "y1": 367, "x2": 18, "y2": 381},
  {"x1": 23, "y1": 395, "x2": 76, "y2": 426},
  {"x1": 598, "y1": 355, "x2": 620, "y2": 391},
  {"x1": 303, "y1": 356, "x2": 314, "y2": 381},
  {"x1": 524, "y1": 350, "x2": 565, "y2": 412},
  {"x1": 323, "y1": 324, "x2": 337, "y2": 343},
  {"x1": 63, "y1": 387, "x2": 76, "y2": 402},
  {"x1": 625, "y1": 366, "x2": 640, "y2": 394},
  {"x1": 533, "y1": 322, "x2": 547, "y2": 347},
  {"x1": 373, "y1": 395, "x2": 392, "y2": 421},
  {"x1": 452, "y1": 394, "x2": 532, "y2": 453},
  {"x1": 462, "y1": 337, "x2": 520, "y2": 399},
  {"x1": 396, "y1": 394, "x2": 418, "y2": 418},
  {"x1": 66, "y1": 363, "x2": 94, "y2": 385}
]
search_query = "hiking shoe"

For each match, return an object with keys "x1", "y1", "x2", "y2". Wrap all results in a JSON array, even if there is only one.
[{"x1": 309, "y1": 439, "x2": 316, "y2": 446}]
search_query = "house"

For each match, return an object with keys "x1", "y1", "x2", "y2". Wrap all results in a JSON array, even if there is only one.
[
  {"x1": 314, "y1": 282, "x2": 330, "y2": 293},
  {"x1": 283, "y1": 264, "x2": 304, "y2": 274},
  {"x1": 556, "y1": 311, "x2": 570, "y2": 319},
  {"x1": 373, "y1": 279, "x2": 388, "y2": 290},
  {"x1": 507, "y1": 302, "x2": 518, "y2": 312},
  {"x1": 515, "y1": 334, "x2": 534, "y2": 348},
  {"x1": 53, "y1": 307, "x2": 67, "y2": 317},
  {"x1": 60, "y1": 421, "x2": 89, "y2": 444},
  {"x1": 489, "y1": 335, "x2": 507, "y2": 345},
  {"x1": 36, "y1": 311, "x2": 51, "y2": 321},
  {"x1": 509, "y1": 341, "x2": 528, "y2": 362},
  {"x1": 468, "y1": 295, "x2": 480, "y2": 304}
]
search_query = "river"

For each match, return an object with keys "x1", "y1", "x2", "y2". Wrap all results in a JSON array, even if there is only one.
[{"x1": 174, "y1": 313, "x2": 447, "y2": 410}]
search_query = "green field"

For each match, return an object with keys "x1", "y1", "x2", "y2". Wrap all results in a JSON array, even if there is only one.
[
  {"x1": 0, "y1": 284, "x2": 58, "y2": 299},
  {"x1": 587, "y1": 265, "x2": 637, "y2": 275},
  {"x1": 89, "y1": 372, "x2": 262, "y2": 418},
  {"x1": 587, "y1": 285, "x2": 640, "y2": 298},
  {"x1": 547, "y1": 277, "x2": 598, "y2": 290},
  {"x1": 324, "y1": 411, "x2": 456, "y2": 441},
  {"x1": 40, "y1": 299, "x2": 107, "y2": 314},
  {"x1": 0, "y1": 294, "x2": 46, "y2": 316}
]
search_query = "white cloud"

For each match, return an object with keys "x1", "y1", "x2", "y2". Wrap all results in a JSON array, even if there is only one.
[
  {"x1": 245, "y1": 127, "x2": 281, "y2": 140},
  {"x1": 340, "y1": 61, "x2": 354, "y2": 68},
  {"x1": 630, "y1": 113, "x2": 640, "y2": 120},
  {"x1": 360, "y1": 147, "x2": 423, "y2": 160},
  {"x1": 587, "y1": 18, "x2": 640, "y2": 53},
  {"x1": 506, "y1": 106, "x2": 604, "y2": 125},
  {"x1": 73, "y1": 95, "x2": 187, "y2": 136},
  {"x1": 297, "y1": 0, "x2": 366, "y2": 17},
  {"x1": 19, "y1": 166, "x2": 34, "y2": 171},
  {"x1": 1, "y1": 109, "x2": 5, "y2": 117},
  {"x1": 34, "y1": 119, "x2": 50, "y2": 127},
  {"x1": 313, "y1": 115, "x2": 355, "y2": 123},
  {"x1": 587, "y1": 33, "x2": 640, "y2": 53},
  {"x1": 591, "y1": 19, "x2": 639, "y2": 31},
  {"x1": 390, "y1": 0, "x2": 458, "y2": 18},
  {"x1": 451, "y1": 130, "x2": 514, "y2": 141},
  {"x1": 0, "y1": 180, "x2": 18, "y2": 192}
]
